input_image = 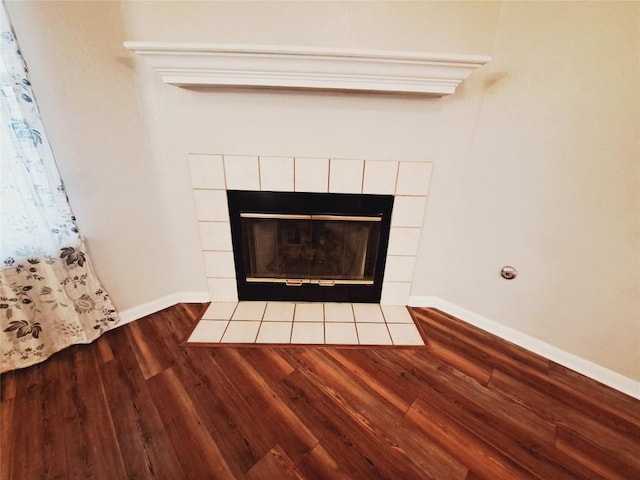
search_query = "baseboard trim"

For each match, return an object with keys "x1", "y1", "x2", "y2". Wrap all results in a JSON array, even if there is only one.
[
  {"x1": 408, "y1": 295, "x2": 640, "y2": 399},
  {"x1": 114, "y1": 291, "x2": 211, "y2": 329}
]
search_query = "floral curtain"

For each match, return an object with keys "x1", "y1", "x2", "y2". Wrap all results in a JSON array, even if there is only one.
[{"x1": 0, "y1": 4, "x2": 119, "y2": 372}]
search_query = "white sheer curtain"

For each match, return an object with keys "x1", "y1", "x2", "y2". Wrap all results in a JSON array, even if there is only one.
[{"x1": 0, "y1": 4, "x2": 119, "y2": 372}]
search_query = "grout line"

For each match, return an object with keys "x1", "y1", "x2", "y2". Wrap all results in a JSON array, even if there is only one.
[
  {"x1": 351, "y1": 304, "x2": 361, "y2": 345},
  {"x1": 293, "y1": 157, "x2": 297, "y2": 191},
  {"x1": 218, "y1": 302, "x2": 237, "y2": 342},
  {"x1": 222, "y1": 154, "x2": 228, "y2": 189},
  {"x1": 393, "y1": 161, "x2": 400, "y2": 195},
  {"x1": 194, "y1": 302, "x2": 424, "y2": 345},
  {"x1": 288, "y1": 303, "x2": 294, "y2": 343},
  {"x1": 381, "y1": 304, "x2": 396, "y2": 346},
  {"x1": 322, "y1": 318, "x2": 326, "y2": 344},
  {"x1": 250, "y1": 303, "x2": 266, "y2": 343}
]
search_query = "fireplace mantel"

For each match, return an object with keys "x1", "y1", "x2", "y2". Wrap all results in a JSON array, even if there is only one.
[{"x1": 123, "y1": 42, "x2": 490, "y2": 96}]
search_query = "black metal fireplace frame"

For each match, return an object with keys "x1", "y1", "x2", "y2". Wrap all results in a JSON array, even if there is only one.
[{"x1": 227, "y1": 190, "x2": 394, "y2": 303}]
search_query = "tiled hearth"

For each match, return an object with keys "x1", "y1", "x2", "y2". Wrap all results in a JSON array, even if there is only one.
[
  {"x1": 189, "y1": 154, "x2": 433, "y2": 305},
  {"x1": 187, "y1": 301, "x2": 425, "y2": 346}
]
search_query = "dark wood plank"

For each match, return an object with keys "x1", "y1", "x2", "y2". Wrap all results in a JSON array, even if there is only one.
[
  {"x1": 412, "y1": 308, "x2": 551, "y2": 373},
  {"x1": 145, "y1": 367, "x2": 236, "y2": 479},
  {"x1": 405, "y1": 396, "x2": 538, "y2": 480},
  {"x1": 554, "y1": 425, "x2": 636, "y2": 480},
  {"x1": 0, "y1": 395, "x2": 13, "y2": 480},
  {"x1": 59, "y1": 344, "x2": 128, "y2": 479},
  {"x1": 490, "y1": 368, "x2": 640, "y2": 472},
  {"x1": 420, "y1": 330, "x2": 494, "y2": 384},
  {"x1": 246, "y1": 444, "x2": 305, "y2": 480},
  {"x1": 9, "y1": 364, "x2": 45, "y2": 479},
  {"x1": 0, "y1": 370, "x2": 16, "y2": 401},
  {"x1": 547, "y1": 361, "x2": 640, "y2": 426},
  {"x1": 279, "y1": 348, "x2": 467, "y2": 479},
  {"x1": 95, "y1": 333, "x2": 115, "y2": 364},
  {"x1": 172, "y1": 344, "x2": 275, "y2": 478},
  {"x1": 277, "y1": 367, "x2": 409, "y2": 479},
  {"x1": 401, "y1": 349, "x2": 559, "y2": 454},
  {"x1": 209, "y1": 348, "x2": 320, "y2": 464},
  {"x1": 545, "y1": 362, "x2": 640, "y2": 438},
  {"x1": 2, "y1": 303, "x2": 639, "y2": 480},
  {"x1": 369, "y1": 349, "x2": 579, "y2": 479},
  {"x1": 98, "y1": 327, "x2": 185, "y2": 479},
  {"x1": 322, "y1": 348, "x2": 416, "y2": 413},
  {"x1": 40, "y1": 354, "x2": 69, "y2": 479},
  {"x1": 125, "y1": 318, "x2": 174, "y2": 379},
  {"x1": 0, "y1": 369, "x2": 17, "y2": 480},
  {"x1": 296, "y1": 442, "x2": 353, "y2": 480}
]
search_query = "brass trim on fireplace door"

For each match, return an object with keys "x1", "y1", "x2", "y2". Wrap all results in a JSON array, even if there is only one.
[
  {"x1": 239, "y1": 213, "x2": 381, "y2": 222},
  {"x1": 246, "y1": 277, "x2": 374, "y2": 285},
  {"x1": 311, "y1": 214, "x2": 382, "y2": 222},
  {"x1": 240, "y1": 213, "x2": 311, "y2": 220}
]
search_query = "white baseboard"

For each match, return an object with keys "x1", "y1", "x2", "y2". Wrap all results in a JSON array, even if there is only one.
[
  {"x1": 409, "y1": 295, "x2": 640, "y2": 400},
  {"x1": 114, "y1": 291, "x2": 210, "y2": 329}
]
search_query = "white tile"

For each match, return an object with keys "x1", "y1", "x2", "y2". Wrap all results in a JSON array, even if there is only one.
[
  {"x1": 198, "y1": 221, "x2": 233, "y2": 251},
  {"x1": 384, "y1": 256, "x2": 416, "y2": 282},
  {"x1": 256, "y1": 322, "x2": 293, "y2": 343},
  {"x1": 387, "y1": 323, "x2": 424, "y2": 345},
  {"x1": 356, "y1": 323, "x2": 392, "y2": 345},
  {"x1": 391, "y1": 196, "x2": 426, "y2": 227},
  {"x1": 263, "y1": 302, "x2": 295, "y2": 321},
  {"x1": 352, "y1": 303, "x2": 385, "y2": 323},
  {"x1": 207, "y1": 278, "x2": 238, "y2": 302},
  {"x1": 324, "y1": 303, "x2": 354, "y2": 322},
  {"x1": 224, "y1": 155, "x2": 260, "y2": 190},
  {"x1": 221, "y1": 321, "x2": 260, "y2": 343},
  {"x1": 294, "y1": 303, "x2": 324, "y2": 322},
  {"x1": 325, "y1": 322, "x2": 359, "y2": 344},
  {"x1": 260, "y1": 156, "x2": 294, "y2": 192},
  {"x1": 380, "y1": 282, "x2": 411, "y2": 306},
  {"x1": 232, "y1": 301, "x2": 267, "y2": 320},
  {"x1": 188, "y1": 154, "x2": 226, "y2": 189},
  {"x1": 329, "y1": 159, "x2": 363, "y2": 194},
  {"x1": 363, "y1": 160, "x2": 397, "y2": 194},
  {"x1": 203, "y1": 251, "x2": 236, "y2": 278},
  {"x1": 295, "y1": 158, "x2": 329, "y2": 192},
  {"x1": 381, "y1": 305, "x2": 414, "y2": 324},
  {"x1": 387, "y1": 227, "x2": 421, "y2": 256},
  {"x1": 396, "y1": 162, "x2": 432, "y2": 196},
  {"x1": 291, "y1": 323, "x2": 324, "y2": 344},
  {"x1": 193, "y1": 190, "x2": 229, "y2": 222},
  {"x1": 202, "y1": 302, "x2": 238, "y2": 320},
  {"x1": 188, "y1": 320, "x2": 229, "y2": 343}
]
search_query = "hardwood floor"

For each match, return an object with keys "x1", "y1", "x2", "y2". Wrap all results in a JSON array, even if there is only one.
[{"x1": 1, "y1": 304, "x2": 639, "y2": 479}]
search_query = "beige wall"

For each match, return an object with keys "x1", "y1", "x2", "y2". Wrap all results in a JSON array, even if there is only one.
[
  {"x1": 6, "y1": 1, "x2": 639, "y2": 381},
  {"x1": 4, "y1": 1, "x2": 178, "y2": 309},
  {"x1": 415, "y1": 1, "x2": 640, "y2": 380}
]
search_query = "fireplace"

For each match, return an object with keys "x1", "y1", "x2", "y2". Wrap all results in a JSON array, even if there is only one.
[
  {"x1": 228, "y1": 190, "x2": 393, "y2": 302},
  {"x1": 189, "y1": 154, "x2": 431, "y2": 305}
]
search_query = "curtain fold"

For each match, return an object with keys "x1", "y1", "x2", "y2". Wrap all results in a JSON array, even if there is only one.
[{"x1": 1, "y1": 4, "x2": 119, "y2": 372}]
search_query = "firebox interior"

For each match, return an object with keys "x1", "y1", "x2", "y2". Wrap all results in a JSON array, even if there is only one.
[{"x1": 227, "y1": 190, "x2": 394, "y2": 303}]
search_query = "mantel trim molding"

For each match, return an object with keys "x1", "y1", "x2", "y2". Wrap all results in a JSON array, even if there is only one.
[{"x1": 123, "y1": 42, "x2": 490, "y2": 96}]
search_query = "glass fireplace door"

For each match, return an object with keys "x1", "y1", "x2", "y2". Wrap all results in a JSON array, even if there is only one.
[{"x1": 240, "y1": 213, "x2": 381, "y2": 286}]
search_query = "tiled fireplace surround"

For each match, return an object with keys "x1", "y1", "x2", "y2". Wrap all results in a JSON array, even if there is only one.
[
  {"x1": 188, "y1": 154, "x2": 432, "y2": 345},
  {"x1": 189, "y1": 154, "x2": 432, "y2": 304}
]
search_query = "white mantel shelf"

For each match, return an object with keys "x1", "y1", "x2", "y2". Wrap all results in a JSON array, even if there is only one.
[{"x1": 123, "y1": 42, "x2": 490, "y2": 96}]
